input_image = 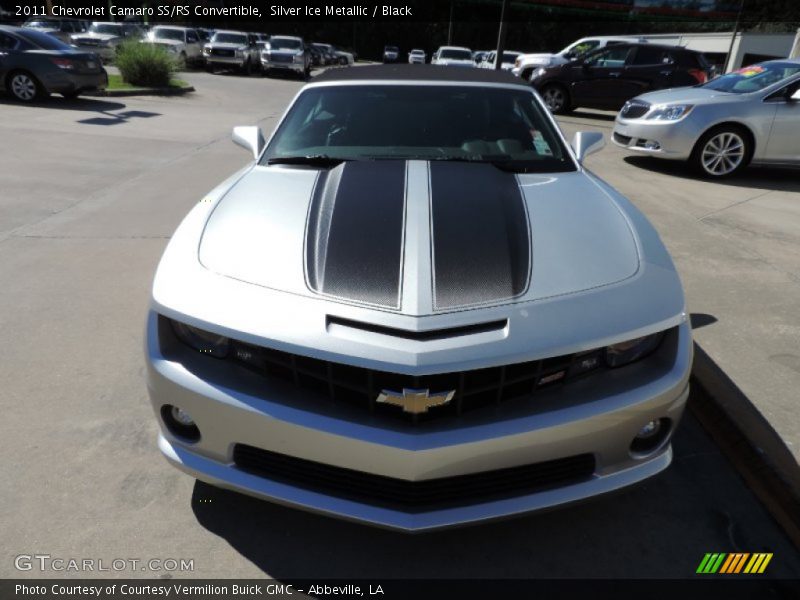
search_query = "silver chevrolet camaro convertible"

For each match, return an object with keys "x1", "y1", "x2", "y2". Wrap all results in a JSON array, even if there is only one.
[{"x1": 146, "y1": 65, "x2": 692, "y2": 531}]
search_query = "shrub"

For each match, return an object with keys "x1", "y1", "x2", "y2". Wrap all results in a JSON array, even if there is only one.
[{"x1": 115, "y1": 41, "x2": 176, "y2": 88}]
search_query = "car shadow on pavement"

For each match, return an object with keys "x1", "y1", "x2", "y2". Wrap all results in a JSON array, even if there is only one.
[
  {"x1": 623, "y1": 156, "x2": 800, "y2": 194},
  {"x1": 0, "y1": 95, "x2": 128, "y2": 112},
  {"x1": 188, "y1": 412, "x2": 800, "y2": 580}
]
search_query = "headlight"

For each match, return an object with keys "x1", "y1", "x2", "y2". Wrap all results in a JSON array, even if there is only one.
[
  {"x1": 605, "y1": 332, "x2": 664, "y2": 367},
  {"x1": 646, "y1": 104, "x2": 694, "y2": 121},
  {"x1": 170, "y1": 320, "x2": 230, "y2": 358},
  {"x1": 203, "y1": 46, "x2": 210, "y2": 54}
]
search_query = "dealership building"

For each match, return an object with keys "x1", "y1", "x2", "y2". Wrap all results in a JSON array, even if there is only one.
[{"x1": 635, "y1": 30, "x2": 800, "y2": 72}]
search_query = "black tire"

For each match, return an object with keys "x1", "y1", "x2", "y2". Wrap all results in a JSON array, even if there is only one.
[
  {"x1": 242, "y1": 59, "x2": 252, "y2": 75},
  {"x1": 689, "y1": 125, "x2": 752, "y2": 178},
  {"x1": 205, "y1": 65, "x2": 216, "y2": 74},
  {"x1": 539, "y1": 83, "x2": 571, "y2": 114},
  {"x1": 61, "y1": 90, "x2": 80, "y2": 100},
  {"x1": 7, "y1": 70, "x2": 45, "y2": 103}
]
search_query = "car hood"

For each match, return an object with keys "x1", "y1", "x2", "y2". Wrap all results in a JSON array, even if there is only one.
[
  {"x1": 199, "y1": 162, "x2": 639, "y2": 316},
  {"x1": 149, "y1": 38, "x2": 183, "y2": 46},
  {"x1": 633, "y1": 86, "x2": 742, "y2": 106},
  {"x1": 520, "y1": 53, "x2": 568, "y2": 66},
  {"x1": 207, "y1": 42, "x2": 247, "y2": 50},
  {"x1": 73, "y1": 32, "x2": 119, "y2": 41}
]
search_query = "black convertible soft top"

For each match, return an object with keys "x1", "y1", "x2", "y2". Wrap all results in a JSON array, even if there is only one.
[{"x1": 311, "y1": 64, "x2": 528, "y2": 86}]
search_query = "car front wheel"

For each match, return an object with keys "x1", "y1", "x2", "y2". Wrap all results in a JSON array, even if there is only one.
[
  {"x1": 691, "y1": 126, "x2": 751, "y2": 178},
  {"x1": 540, "y1": 83, "x2": 570, "y2": 114},
  {"x1": 8, "y1": 71, "x2": 44, "y2": 102}
]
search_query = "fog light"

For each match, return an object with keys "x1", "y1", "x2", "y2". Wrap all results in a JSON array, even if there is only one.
[
  {"x1": 161, "y1": 404, "x2": 201, "y2": 442},
  {"x1": 171, "y1": 406, "x2": 195, "y2": 427},
  {"x1": 644, "y1": 140, "x2": 661, "y2": 150},
  {"x1": 636, "y1": 419, "x2": 661, "y2": 439},
  {"x1": 630, "y1": 417, "x2": 671, "y2": 457}
]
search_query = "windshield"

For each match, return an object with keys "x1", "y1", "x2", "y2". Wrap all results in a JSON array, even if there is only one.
[
  {"x1": 90, "y1": 23, "x2": 122, "y2": 35},
  {"x1": 561, "y1": 40, "x2": 600, "y2": 58},
  {"x1": 262, "y1": 85, "x2": 574, "y2": 173},
  {"x1": 24, "y1": 21, "x2": 55, "y2": 29},
  {"x1": 212, "y1": 32, "x2": 247, "y2": 45},
  {"x1": 439, "y1": 49, "x2": 472, "y2": 60},
  {"x1": 153, "y1": 28, "x2": 184, "y2": 41},
  {"x1": 702, "y1": 62, "x2": 800, "y2": 93},
  {"x1": 270, "y1": 37, "x2": 301, "y2": 50},
  {"x1": 17, "y1": 29, "x2": 72, "y2": 50}
]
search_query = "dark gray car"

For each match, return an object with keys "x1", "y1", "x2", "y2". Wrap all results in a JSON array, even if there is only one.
[{"x1": 0, "y1": 25, "x2": 107, "y2": 102}]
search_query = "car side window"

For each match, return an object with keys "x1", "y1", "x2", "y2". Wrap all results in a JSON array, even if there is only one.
[
  {"x1": 586, "y1": 46, "x2": 631, "y2": 68},
  {"x1": 629, "y1": 47, "x2": 674, "y2": 66},
  {"x1": 187, "y1": 31, "x2": 198, "y2": 43}
]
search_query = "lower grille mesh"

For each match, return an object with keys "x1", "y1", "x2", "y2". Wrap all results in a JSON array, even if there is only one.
[{"x1": 233, "y1": 444, "x2": 596, "y2": 511}]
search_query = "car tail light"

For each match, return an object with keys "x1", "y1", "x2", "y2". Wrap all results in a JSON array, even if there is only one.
[
  {"x1": 688, "y1": 68, "x2": 707, "y2": 84},
  {"x1": 50, "y1": 57, "x2": 75, "y2": 70}
]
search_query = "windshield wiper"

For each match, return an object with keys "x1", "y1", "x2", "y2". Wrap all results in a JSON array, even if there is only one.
[
  {"x1": 267, "y1": 155, "x2": 349, "y2": 168},
  {"x1": 428, "y1": 155, "x2": 543, "y2": 173}
]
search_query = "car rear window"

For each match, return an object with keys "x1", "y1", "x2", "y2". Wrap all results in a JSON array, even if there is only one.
[
  {"x1": 16, "y1": 29, "x2": 72, "y2": 50},
  {"x1": 263, "y1": 84, "x2": 576, "y2": 173}
]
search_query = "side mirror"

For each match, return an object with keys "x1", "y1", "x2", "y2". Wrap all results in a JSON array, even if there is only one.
[
  {"x1": 232, "y1": 126, "x2": 265, "y2": 160},
  {"x1": 571, "y1": 131, "x2": 605, "y2": 163},
  {"x1": 791, "y1": 88, "x2": 800, "y2": 101}
]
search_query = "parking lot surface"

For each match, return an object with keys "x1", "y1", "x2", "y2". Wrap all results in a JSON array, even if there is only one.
[{"x1": 1, "y1": 71, "x2": 799, "y2": 580}]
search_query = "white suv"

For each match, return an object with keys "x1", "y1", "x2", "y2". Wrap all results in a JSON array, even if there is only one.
[
  {"x1": 143, "y1": 26, "x2": 204, "y2": 68},
  {"x1": 513, "y1": 36, "x2": 644, "y2": 80},
  {"x1": 431, "y1": 46, "x2": 474, "y2": 67}
]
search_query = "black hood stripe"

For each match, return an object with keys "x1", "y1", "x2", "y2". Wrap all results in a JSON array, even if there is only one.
[
  {"x1": 429, "y1": 162, "x2": 531, "y2": 310},
  {"x1": 306, "y1": 160, "x2": 407, "y2": 308}
]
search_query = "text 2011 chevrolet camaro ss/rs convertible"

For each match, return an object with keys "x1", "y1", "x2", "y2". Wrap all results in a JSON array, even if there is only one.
[{"x1": 146, "y1": 65, "x2": 692, "y2": 531}]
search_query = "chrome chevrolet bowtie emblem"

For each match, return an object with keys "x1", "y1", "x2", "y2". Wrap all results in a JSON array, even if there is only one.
[{"x1": 376, "y1": 388, "x2": 456, "y2": 415}]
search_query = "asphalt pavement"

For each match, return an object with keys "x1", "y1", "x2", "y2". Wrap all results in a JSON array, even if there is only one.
[{"x1": 0, "y1": 69, "x2": 798, "y2": 580}]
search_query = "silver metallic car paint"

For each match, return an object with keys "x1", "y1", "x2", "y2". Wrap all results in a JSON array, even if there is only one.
[
  {"x1": 148, "y1": 74, "x2": 692, "y2": 529},
  {"x1": 613, "y1": 70, "x2": 800, "y2": 164},
  {"x1": 198, "y1": 166, "x2": 641, "y2": 315}
]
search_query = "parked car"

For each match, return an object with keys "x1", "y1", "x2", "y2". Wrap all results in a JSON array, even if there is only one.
[
  {"x1": 333, "y1": 46, "x2": 354, "y2": 66},
  {"x1": 306, "y1": 44, "x2": 323, "y2": 67},
  {"x1": 431, "y1": 46, "x2": 474, "y2": 67},
  {"x1": 145, "y1": 64, "x2": 691, "y2": 532},
  {"x1": 408, "y1": 49, "x2": 426, "y2": 64},
  {"x1": 472, "y1": 50, "x2": 490, "y2": 64},
  {"x1": 261, "y1": 35, "x2": 309, "y2": 78},
  {"x1": 312, "y1": 43, "x2": 337, "y2": 66},
  {"x1": 383, "y1": 45, "x2": 400, "y2": 63},
  {"x1": 480, "y1": 50, "x2": 523, "y2": 71},
  {"x1": 142, "y1": 25, "x2": 204, "y2": 68},
  {"x1": 514, "y1": 36, "x2": 643, "y2": 80},
  {"x1": 203, "y1": 30, "x2": 260, "y2": 74},
  {"x1": 613, "y1": 60, "x2": 800, "y2": 177},
  {"x1": 70, "y1": 22, "x2": 143, "y2": 62},
  {"x1": 22, "y1": 17, "x2": 85, "y2": 44},
  {"x1": 0, "y1": 25, "x2": 107, "y2": 101},
  {"x1": 531, "y1": 43, "x2": 713, "y2": 114}
]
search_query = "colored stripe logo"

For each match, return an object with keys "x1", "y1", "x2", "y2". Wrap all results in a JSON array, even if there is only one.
[{"x1": 696, "y1": 553, "x2": 773, "y2": 574}]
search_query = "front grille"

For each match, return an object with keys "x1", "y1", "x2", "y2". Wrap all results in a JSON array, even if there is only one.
[
  {"x1": 233, "y1": 444, "x2": 596, "y2": 511},
  {"x1": 211, "y1": 48, "x2": 235, "y2": 57},
  {"x1": 620, "y1": 101, "x2": 650, "y2": 119},
  {"x1": 225, "y1": 335, "x2": 607, "y2": 422},
  {"x1": 269, "y1": 54, "x2": 293, "y2": 63}
]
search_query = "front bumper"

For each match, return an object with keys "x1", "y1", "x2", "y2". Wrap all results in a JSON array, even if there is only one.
[
  {"x1": 41, "y1": 69, "x2": 108, "y2": 94},
  {"x1": 205, "y1": 55, "x2": 247, "y2": 67},
  {"x1": 612, "y1": 117, "x2": 698, "y2": 160},
  {"x1": 146, "y1": 311, "x2": 692, "y2": 531},
  {"x1": 261, "y1": 59, "x2": 304, "y2": 73}
]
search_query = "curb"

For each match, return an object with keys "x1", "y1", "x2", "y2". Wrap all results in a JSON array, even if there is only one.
[
  {"x1": 86, "y1": 86, "x2": 195, "y2": 97},
  {"x1": 689, "y1": 342, "x2": 800, "y2": 549}
]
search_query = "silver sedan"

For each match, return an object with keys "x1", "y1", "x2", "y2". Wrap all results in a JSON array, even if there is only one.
[{"x1": 612, "y1": 60, "x2": 800, "y2": 177}]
